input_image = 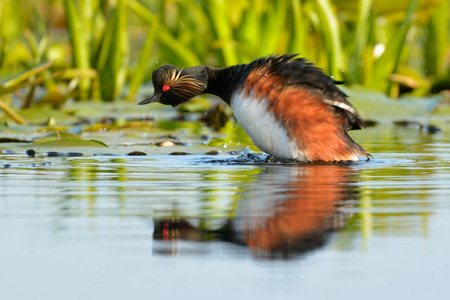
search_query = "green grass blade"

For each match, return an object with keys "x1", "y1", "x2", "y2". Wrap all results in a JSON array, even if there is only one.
[
  {"x1": 0, "y1": 0, "x2": 23, "y2": 40},
  {"x1": 128, "y1": 0, "x2": 201, "y2": 66},
  {"x1": 96, "y1": 0, "x2": 128, "y2": 101},
  {"x1": 205, "y1": 0, "x2": 239, "y2": 65},
  {"x1": 290, "y1": 0, "x2": 305, "y2": 55},
  {"x1": 62, "y1": 0, "x2": 92, "y2": 99},
  {"x1": 350, "y1": 0, "x2": 373, "y2": 83},
  {"x1": 259, "y1": 0, "x2": 287, "y2": 56},
  {"x1": 23, "y1": 29, "x2": 39, "y2": 62},
  {"x1": 0, "y1": 98, "x2": 26, "y2": 124},
  {"x1": 372, "y1": 0, "x2": 419, "y2": 94},
  {"x1": 127, "y1": 24, "x2": 157, "y2": 101},
  {"x1": 177, "y1": 0, "x2": 213, "y2": 64},
  {"x1": 425, "y1": 0, "x2": 449, "y2": 77},
  {"x1": 0, "y1": 61, "x2": 53, "y2": 92},
  {"x1": 236, "y1": 0, "x2": 262, "y2": 61},
  {"x1": 314, "y1": 0, "x2": 346, "y2": 79}
]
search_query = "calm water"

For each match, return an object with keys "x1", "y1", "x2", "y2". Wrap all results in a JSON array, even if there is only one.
[{"x1": 1, "y1": 124, "x2": 450, "y2": 300}]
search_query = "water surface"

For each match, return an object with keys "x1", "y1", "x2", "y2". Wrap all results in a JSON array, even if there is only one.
[{"x1": 1, "y1": 125, "x2": 450, "y2": 299}]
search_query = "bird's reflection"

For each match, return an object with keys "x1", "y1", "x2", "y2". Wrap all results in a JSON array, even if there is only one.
[{"x1": 153, "y1": 164, "x2": 358, "y2": 259}]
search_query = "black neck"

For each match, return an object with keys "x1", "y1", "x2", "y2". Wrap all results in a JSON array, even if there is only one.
[{"x1": 203, "y1": 64, "x2": 250, "y2": 105}]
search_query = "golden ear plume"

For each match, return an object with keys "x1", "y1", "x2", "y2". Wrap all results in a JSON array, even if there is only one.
[{"x1": 161, "y1": 68, "x2": 206, "y2": 99}]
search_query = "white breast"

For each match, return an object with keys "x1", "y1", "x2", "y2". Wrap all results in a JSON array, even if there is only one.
[{"x1": 230, "y1": 90, "x2": 308, "y2": 161}]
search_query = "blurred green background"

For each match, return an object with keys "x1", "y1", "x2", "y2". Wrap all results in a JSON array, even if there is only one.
[{"x1": 0, "y1": 0, "x2": 449, "y2": 113}]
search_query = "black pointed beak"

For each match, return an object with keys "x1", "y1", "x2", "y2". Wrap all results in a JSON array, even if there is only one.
[{"x1": 138, "y1": 94, "x2": 160, "y2": 105}]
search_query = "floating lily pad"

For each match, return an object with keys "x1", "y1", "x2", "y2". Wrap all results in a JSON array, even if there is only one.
[
  {"x1": 34, "y1": 133, "x2": 108, "y2": 148},
  {"x1": 116, "y1": 121, "x2": 153, "y2": 130},
  {"x1": 1, "y1": 107, "x2": 79, "y2": 125},
  {"x1": 34, "y1": 138, "x2": 108, "y2": 148},
  {"x1": 84, "y1": 123, "x2": 114, "y2": 132},
  {"x1": 342, "y1": 85, "x2": 445, "y2": 121},
  {"x1": 33, "y1": 126, "x2": 70, "y2": 133},
  {"x1": 67, "y1": 100, "x2": 164, "y2": 120},
  {"x1": 39, "y1": 132, "x2": 80, "y2": 140}
]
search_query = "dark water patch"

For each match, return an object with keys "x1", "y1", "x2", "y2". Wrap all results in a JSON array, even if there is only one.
[
  {"x1": 2, "y1": 161, "x2": 52, "y2": 169},
  {"x1": 204, "y1": 149, "x2": 220, "y2": 155},
  {"x1": 26, "y1": 149, "x2": 36, "y2": 157},
  {"x1": 363, "y1": 119, "x2": 379, "y2": 127},
  {"x1": 47, "y1": 151, "x2": 83, "y2": 157},
  {"x1": 0, "y1": 138, "x2": 31, "y2": 143},
  {"x1": 169, "y1": 151, "x2": 190, "y2": 155},
  {"x1": 394, "y1": 120, "x2": 442, "y2": 134},
  {"x1": 127, "y1": 151, "x2": 147, "y2": 156}
]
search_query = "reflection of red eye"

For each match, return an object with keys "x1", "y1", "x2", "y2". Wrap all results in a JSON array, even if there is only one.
[{"x1": 163, "y1": 85, "x2": 170, "y2": 91}]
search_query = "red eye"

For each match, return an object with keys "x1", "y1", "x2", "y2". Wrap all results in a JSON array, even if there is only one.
[{"x1": 163, "y1": 85, "x2": 170, "y2": 92}]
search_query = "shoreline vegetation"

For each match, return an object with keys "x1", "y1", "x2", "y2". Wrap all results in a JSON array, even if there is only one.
[{"x1": 0, "y1": 0, "x2": 449, "y2": 126}]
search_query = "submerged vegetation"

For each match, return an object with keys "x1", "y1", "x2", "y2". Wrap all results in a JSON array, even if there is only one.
[{"x1": 0, "y1": 0, "x2": 449, "y2": 126}]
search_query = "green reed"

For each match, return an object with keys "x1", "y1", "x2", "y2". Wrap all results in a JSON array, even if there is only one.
[
  {"x1": 372, "y1": 0, "x2": 420, "y2": 94},
  {"x1": 0, "y1": 0, "x2": 449, "y2": 111},
  {"x1": 62, "y1": 0, "x2": 92, "y2": 99},
  {"x1": 425, "y1": 0, "x2": 449, "y2": 78}
]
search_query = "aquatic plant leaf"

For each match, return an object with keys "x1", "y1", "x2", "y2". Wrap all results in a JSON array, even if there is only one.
[
  {"x1": 116, "y1": 121, "x2": 153, "y2": 130},
  {"x1": 8, "y1": 108, "x2": 78, "y2": 125},
  {"x1": 34, "y1": 137, "x2": 108, "y2": 148},
  {"x1": 178, "y1": 98, "x2": 211, "y2": 113},
  {"x1": 34, "y1": 132, "x2": 108, "y2": 147},
  {"x1": 201, "y1": 104, "x2": 231, "y2": 131},
  {"x1": 84, "y1": 123, "x2": 114, "y2": 132},
  {"x1": 39, "y1": 132, "x2": 80, "y2": 140},
  {"x1": 341, "y1": 85, "x2": 445, "y2": 120}
]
